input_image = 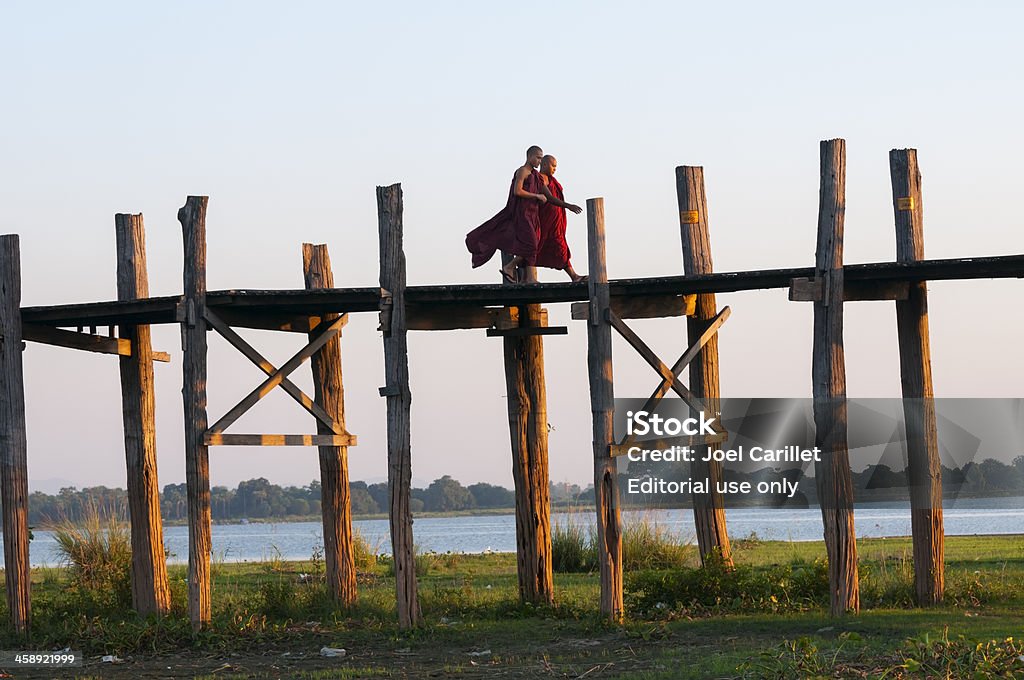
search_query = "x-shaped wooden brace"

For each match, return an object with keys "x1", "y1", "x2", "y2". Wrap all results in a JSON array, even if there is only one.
[
  {"x1": 608, "y1": 305, "x2": 731, "y2": 456},
  {"x1": 201, "y1": 308, "x2": 357, "y2": 447}
]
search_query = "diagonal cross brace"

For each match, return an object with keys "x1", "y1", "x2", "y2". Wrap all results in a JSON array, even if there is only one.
[
  {"x1": 608, "y1": 306, "x2": 730, "y2": 451},
  {"x1": 203, "y1": 308, "x2": 348, "y2": 436},
  {"x1": 205, "y1": 312, "x2": 348, "y2": 436}
]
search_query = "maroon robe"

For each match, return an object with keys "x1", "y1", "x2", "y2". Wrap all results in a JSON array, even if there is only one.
[
  {"x1": 536, "y1": 174, "x2": 571, "y2": 269},
  {"x1": 466, "y1": 168, "x2": 543, "y2": 267}
]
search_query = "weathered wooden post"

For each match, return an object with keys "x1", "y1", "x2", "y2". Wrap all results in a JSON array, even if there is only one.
[
  {"x1": 303, "y1": 243, "x2": 357, "y2": 606},
  {"x1": 0, "y1": 234, "x2": 31, "y2": 634},
  {"x1": 675, "y1": 166, "x2": 733, "y2": 568},
  {"x1": 889, "y1": 149, "x2": 944, "y2": 605},
  {"x1": 178, "y1": 196, "x2": 212, "y2": 629},
  {"x1": 586, "y1": 198, "x2": 623, "y2": 621},
  {"x1": 502, "y1": 262, "x2": 554, "y2": 605},
  {"x1": 812, "y1": 140, "x2": 859, "y2": 615},
  {"x1": 115, "y1": 213, "x2": 171, "y2": 616},
  {"x1": 377, "y1": 183, "x2": 422, "y2": 628}
]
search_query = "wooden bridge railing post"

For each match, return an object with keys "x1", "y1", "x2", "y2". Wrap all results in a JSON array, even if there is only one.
[
  {"x1": 501, "y1": 260, "x2": 554, "y2": 605},
  {"x1": 586, "y1": 197, "x2": 623, "y2": 622},
  {"x1": 0, "y1": 234, "x2": 31, "y2": 634},
  {"x1": 115, "y1": 213, "x2": 171, "y2": 616},
  {"x1": 377, "y1": 183, "x2": 422, "y2": 628},
  {"x1": 889, "y1": 148, "x2": 944, "y2": 606},
  {"x1": 302, "y1": 243, "x2": 357, "y2": 605},
  {"x1": 675, "y1": 166, "x2": 733, "y2": 568},
  {"x1": 178, "y1": 196, "x2": 212, "y2": 629},
  {"x1": 812, "y1": 139, "x2": 859, "y2": 615}
]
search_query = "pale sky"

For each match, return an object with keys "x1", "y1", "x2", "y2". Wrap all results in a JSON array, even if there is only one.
[{"x1": 2, "y1": 1, "x2": 1022, "y2": 493}]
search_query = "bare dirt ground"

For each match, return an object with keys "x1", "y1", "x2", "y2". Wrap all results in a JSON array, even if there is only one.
[{"x1": 14, "y1": 629, "x2": 682, "y2": 679}]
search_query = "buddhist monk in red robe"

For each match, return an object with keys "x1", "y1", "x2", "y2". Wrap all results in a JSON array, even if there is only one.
[
  {"x1": 466, "y1": 146, "x2": 549, "y2": 283},
  {"x1": 536, "y1": 155, "x2": 585, "y2": 282}
]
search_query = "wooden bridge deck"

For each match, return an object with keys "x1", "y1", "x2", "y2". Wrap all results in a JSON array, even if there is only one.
[{"x1": 21, "y1": 254, "x2": 1024, "y2": 327}]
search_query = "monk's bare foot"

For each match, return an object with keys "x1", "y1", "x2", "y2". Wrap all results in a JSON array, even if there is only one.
[{"x1": 500, "y1": 262, "x2": 518, "y2": 284}]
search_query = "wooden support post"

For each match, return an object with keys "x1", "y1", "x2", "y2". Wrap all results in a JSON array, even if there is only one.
[
  {"x1": 377, "y1": 183, "x2": 422, "y2": 628},
  {"x1": 178, "y1": 196, "x2": 212, "y2": 629},
  {"x1": 115, "y1": 213, "x2": 171, "y2": 616},
  {"x1": 501, "y1": 261, "x2": 554, "y2": 605},
  {"x1": 812, "y1": 140, "x2": 859, "y2": 615},
  {"x1": 675, "y1": 166, "x2": 733, "y2": 568},
  {"x1": 0, "y1": 235, "x2": 30, "y2": 634},
  {"x1": 303, "y1": 243, "x2": 357, "y2": 606},
  {"x1": 889, "y1": 148, "x2": 944, "y2": 606},
  {"x1": 586, "y1": 198, "x2": 623, "y2": 622}
]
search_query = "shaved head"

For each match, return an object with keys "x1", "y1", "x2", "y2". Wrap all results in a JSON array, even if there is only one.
[
  {"x1": 541, "y1": 154, "x2": 557, "y2": 175},
  {"x1": 527, "y1": 145, "x2": 542, "y2": 156}
]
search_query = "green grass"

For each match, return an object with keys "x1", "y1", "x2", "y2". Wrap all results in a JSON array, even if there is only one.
[{"x1": 2, "y1": 534, "x2": 1023, "y2": 678}]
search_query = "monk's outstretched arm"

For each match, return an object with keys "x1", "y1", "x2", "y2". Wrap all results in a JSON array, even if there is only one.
[
  {"x1": 539, "y1": 184, "x2": 582, "y2": 214},
  {"x1": 514, "y1": 167, "x2": 546, "y2": 202}
]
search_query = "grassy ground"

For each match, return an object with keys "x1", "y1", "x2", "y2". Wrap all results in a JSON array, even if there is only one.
[{"x1": 3, "y1": 535, "x2": 1023, "y2": 678}]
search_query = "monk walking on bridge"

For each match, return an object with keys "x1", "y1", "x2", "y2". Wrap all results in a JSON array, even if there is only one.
[
  {"x1": 536, "y1": 154, "x2": 585, "y2": 282},
  {"x1": 466, "y1": 145, "x2": 583, "y2": 283}
]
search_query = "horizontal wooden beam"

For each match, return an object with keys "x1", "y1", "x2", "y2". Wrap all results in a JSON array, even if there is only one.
[
  {"x1": 207, "y1": 307, "x2": 323, "y2": 333},
  {"x1": 845, "y1": 280, "x2": 911, "y2": 301},
  {"x1": 405, "y1": 305, "x2": 552, "y2": 332},
  {"x1": 571, "y1": 294, "x2": 696, "y2": 321},
  {"x1": 486, "y1": 326, "x2": 568, "y2": 338},
  {"x1": 789, "y1": 277, "x2": 911, "y2": 302},
  {"x1": 205, "y1": 433, "x2": 357, "y2": 447},
  {"x1": 406, "y1": 304, "x2": 497, "y2": 331},
  {"x1": 22, "y1": 324, "x2": 170, "y2": 362},
  {"x1": 19, "y1": 254, "x2": 1024, "y2": 327}
]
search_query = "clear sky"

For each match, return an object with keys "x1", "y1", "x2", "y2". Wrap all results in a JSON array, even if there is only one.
[{"x1": 2, "y1": 1, "x2": 1022, "y2": 493}]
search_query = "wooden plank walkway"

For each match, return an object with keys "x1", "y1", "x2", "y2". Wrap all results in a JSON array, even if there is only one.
[{"x1": 21, "y1": 254, "x2": 1024, "y2": 327}]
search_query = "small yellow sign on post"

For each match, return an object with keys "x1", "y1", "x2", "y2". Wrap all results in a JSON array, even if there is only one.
[
  {"x1": 896, "y1": 197, "x2": 915, "y2": 211},
  {"x1": 680, "y1": 210, "x2": 699, "y2": 224}
]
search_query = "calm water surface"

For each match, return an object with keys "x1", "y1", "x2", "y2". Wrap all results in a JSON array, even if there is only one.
[{"x1": 20, "y1": 496, "x2": 1024, "y2": 567}]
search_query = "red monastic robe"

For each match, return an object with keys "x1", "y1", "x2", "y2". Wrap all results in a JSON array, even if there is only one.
[
  {"x1": 466, "y1": 169, "x2": 543, "y2": 267},
  {"x1": 536, "y1": 174, "x2": 571, "y2": 269}
]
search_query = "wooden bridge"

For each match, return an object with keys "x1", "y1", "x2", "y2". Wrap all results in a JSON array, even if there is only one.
[{"x1": 1, "y1": 140, "x2": 1021, "y2": 633}]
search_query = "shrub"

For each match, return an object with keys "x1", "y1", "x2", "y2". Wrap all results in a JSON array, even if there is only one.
[
  {"x1": 552, "y1": 513, "x2": 691, "y2": 573},
  {"x1": 50, "y1": 506, "x2": 134, "y2": 613},
  {"x1": 379, "y1": 544, "x2": 436, "y2": 577},
  {"x1": 898, "y1": 630, "x2": 1024, "y2": 677},
  {"x1": 624, "y1": 555, "x2": 829, "y2": 615},
  {"x1": 552, "y1": 515, "x2": 595, "y2": 573},
  {"x1": 352, "y1": 528, "x2": 380, "y2": 571},
  {"x1": 621, "y1": 515, "x2": 693, "y2": 571}
]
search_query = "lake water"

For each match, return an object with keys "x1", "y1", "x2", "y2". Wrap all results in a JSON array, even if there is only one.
[{"x1": 17, "y1": 496, "x2": 1024, "y2": 567}]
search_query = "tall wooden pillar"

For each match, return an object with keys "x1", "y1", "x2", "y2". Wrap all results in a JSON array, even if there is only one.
[
  {"x1": 178, "y1": 196, "x2": 212, "y2": 629},
  {"x1": 377, "y1": 183, "x2": 421, "y2": 628},
  {"x1": 585, "y1": 198, "x2": 623, "y2": 621},
  {"x1": 115, "y1": 213, "x2": 171, "y2": 616},
  {"x1": 501, "y1": 261, "x2": 554, "y2": 605},
  {"x1": 889, "y1": 149, "x2": 944, "y2": 605},
  {"x1": 675, "y1": 166, "x2": 733, "y2": 568},
  {"x1": 0, "y1": 234, "x2": 31, "y2": 634},
  {"x1": 811, "y1": 140, "x2": 859, "y2": 615},
  {"x1": 303, "y1": 243, "x2": 357, "y2": 605}
]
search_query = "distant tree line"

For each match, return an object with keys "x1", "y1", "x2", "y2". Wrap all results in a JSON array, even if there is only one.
[{"x1": 23, "y1": 476, "x2": 589, "y2": 525}]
